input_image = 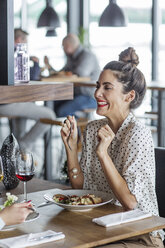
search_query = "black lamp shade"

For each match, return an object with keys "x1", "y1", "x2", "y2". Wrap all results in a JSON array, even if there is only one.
[
  {"x1": 99, "y1": 0, "x2": 127, "y2": 27},
  {"x1": 46, "y1": 29, "x2": 57, "y2": 37},
  {"x1": 37, "y1": 0, "x2": 60, "y2": 29}
]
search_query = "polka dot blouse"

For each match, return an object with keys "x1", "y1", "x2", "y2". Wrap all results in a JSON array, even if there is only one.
[
  {"x1": 80, "y1": 112, "x2": 159, "y2": 214},
  {"x1": 80, "y1": 112, "x2": 164, "y2": 238}
]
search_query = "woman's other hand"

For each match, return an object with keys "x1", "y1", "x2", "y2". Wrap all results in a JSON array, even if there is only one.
[
  {"x1": 0, "y1": 202, "x2": 33, "y2": 226},
  {"x1": 61, "y1": 115, "x2": 78, "y2": 151},
  {"x1": 96, "y1": 124, "x2": 115, "y2": 157}
]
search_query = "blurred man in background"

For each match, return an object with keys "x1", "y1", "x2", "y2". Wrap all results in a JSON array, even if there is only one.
[{"x1": 44, "y1": 33, "x2": 100, "y2": 118}]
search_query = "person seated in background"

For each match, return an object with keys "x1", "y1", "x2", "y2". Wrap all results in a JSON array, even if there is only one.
[
  {"x1": 0, "y1": 202, "x2": 33, "y2": 230},
  {"x1": 61, "y1": 47, "x2": 164, "y2": 247},
  {"x1": 0, "y1": 28, "x2": 55, "y2": 151},
  {"x1": 44, "y1": 33, "x2": 100, "y2": 118}
]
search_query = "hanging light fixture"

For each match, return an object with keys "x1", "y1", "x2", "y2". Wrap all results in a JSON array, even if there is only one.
[
  {"x1": 37, "y1": 0, "x2": 60, "y2": 29},
  {"x1": 46, "y1": 29, "x2": 57, "y2": 37},
  {"x1": 99, "y1": 0, "x2": 127, "y2": 27}
]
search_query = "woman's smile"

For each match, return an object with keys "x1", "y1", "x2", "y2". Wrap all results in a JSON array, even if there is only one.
[{"x1": 97, "y1": 100, "x2": 109, "y2": 108}]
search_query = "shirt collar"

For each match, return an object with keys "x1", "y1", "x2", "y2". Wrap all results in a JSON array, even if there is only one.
[
  {"x1": 72, "y1": 45, "x2": 83, "y2": 59},
  {"x1": 115, "y1": 112, "x2": 135, "y2": 141}
]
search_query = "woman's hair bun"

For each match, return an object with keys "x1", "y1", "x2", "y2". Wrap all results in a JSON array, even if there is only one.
[{"x1": 118, "y1": 47, "x2": 139, "y2": 67}]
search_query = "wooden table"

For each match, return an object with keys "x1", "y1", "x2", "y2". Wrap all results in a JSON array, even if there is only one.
[
  {"x1": 0, "y1": 81, "x2": 73, "y2": 104},
  {"x1": 147, "y1": 81, "x2": 165, "y2": 146},
  {"x1": 0, "y1": 182, "x2": 165, "y2": 248}
]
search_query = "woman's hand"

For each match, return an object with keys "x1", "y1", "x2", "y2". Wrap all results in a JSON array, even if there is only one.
[
  {"x1": 96, "y1": 124, "x2": 115, "y2": 157},
  {"x1": 61, "y1": 116, "x2": 78, "y2": 151},
  {"x1": 0, "y1": 202, "x2": 33, "y2": 226}
]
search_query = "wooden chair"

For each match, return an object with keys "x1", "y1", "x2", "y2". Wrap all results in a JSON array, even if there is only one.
[{"x1": 155, "y1": 147, "x2": 165, "y2": 244}]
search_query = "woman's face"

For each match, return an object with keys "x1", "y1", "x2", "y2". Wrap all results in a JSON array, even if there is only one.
[{"x1": 94, "y1": 69, "x2": 130, "y2": 119}]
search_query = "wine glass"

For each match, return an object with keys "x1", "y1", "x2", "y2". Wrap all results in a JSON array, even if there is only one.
[{"x1": 15, "y1": 151, "x2": 34, "y2": 202}]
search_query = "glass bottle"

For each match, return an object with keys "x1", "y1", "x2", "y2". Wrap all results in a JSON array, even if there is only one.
[{"x1": 14, "y1": 43, "x2": 30, "y2": 83}]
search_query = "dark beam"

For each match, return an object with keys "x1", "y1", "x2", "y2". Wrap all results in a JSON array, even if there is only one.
[
  {"x1": 67, "y1": 0, "x2": 80, "y2": 35},
  {"x1": 0, "y1": 0, "x2": 14, "y2": 85},
  {"x1": 80, "y1": 0, "x2": 89, "y2": 46},
  {"x1": 152, "y1": 0, "x2": 160, "y2": 80}
]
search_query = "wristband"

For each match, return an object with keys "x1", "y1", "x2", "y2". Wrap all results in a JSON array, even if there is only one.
[{"x1": 69, "y1": 168, "x2": 79, "y2": 179}]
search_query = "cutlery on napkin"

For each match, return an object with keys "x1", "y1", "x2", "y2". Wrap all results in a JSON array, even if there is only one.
[
  {"x1": 92, "y1": 209, "x2": 152, "y2": 227},
  {"x1": 0, "y1": 230, "x2": 65, "y2": 248}
]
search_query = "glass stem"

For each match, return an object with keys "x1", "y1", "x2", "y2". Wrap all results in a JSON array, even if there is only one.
[{"x1": 24, "y1": 181, "x2": 27, "y2": 202}]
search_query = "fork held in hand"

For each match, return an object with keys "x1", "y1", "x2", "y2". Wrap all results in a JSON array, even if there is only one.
[{"x1": 64, "y1": 119, "x2": 73, "y2": 150}]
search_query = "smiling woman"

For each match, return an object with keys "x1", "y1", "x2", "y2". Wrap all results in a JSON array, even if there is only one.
[{"x1": 60, "y1": 47, "x2": 164, "y2": 247}]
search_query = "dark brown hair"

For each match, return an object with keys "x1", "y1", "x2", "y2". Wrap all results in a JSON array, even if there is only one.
[{"x1": 103, "y1": 47, "x2": 146, "y2": 109}]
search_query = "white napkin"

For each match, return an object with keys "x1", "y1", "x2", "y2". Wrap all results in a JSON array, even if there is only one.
[
  {"x1": 92, "y1": 209, "x2": 152, "y2": 227},
  {"x1": 0, "y1": 230, "x2": 65, "y2": 248}
]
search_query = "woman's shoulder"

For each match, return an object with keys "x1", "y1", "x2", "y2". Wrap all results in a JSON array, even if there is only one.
[
  {"x1": 131, "y1": 115, "x2": 152, "y2": 134},
  {"x1": 127, "y1": 115, "x2": 153, "y2": 142}
]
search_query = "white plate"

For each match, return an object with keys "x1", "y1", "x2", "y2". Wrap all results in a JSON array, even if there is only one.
[{"x1": 44, "y1": 189, "x2": 112, "y2": 211}]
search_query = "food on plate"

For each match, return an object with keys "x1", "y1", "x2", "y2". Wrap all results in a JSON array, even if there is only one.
[{"x1": 53, "y1": 193, "x2": 102, "y2": 205}]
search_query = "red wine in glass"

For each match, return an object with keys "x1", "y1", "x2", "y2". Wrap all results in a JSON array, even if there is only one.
[
  {"x1": 15, "y1": 152, "x2": 34, "y2": 202},
  {"x1": 16, "y1": 173, "x2": 34, "y2": 182}
]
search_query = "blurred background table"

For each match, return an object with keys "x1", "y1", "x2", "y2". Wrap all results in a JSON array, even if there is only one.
[{"x1": 41, "y1": 74, "x2": 91, "y2": 83}]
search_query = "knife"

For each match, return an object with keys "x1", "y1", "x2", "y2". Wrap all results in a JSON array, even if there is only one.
[
  {"x1": 37, "y1": 201, "x2": 54, "y2": 208},
  {"x1": 28, "y1": 232, "x2": 63, "y2": 242}
]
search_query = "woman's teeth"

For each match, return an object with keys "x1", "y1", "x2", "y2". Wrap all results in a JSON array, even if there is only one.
[{"x1": 97, "y1": 102, "x2": 108, "y2": 107}]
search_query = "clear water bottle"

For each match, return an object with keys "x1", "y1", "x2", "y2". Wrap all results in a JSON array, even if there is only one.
[{"x1": 14, "y1": 43, "x2": 30, "y2": 83}]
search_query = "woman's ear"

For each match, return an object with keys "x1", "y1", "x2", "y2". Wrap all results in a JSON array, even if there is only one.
[{"x1": 125, "y1": 90, "x2": 135, "y2": 103}]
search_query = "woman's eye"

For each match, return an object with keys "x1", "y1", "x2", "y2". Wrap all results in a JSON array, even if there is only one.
[{"x1": 105, "y1": 87, "x2": 113, "y2": 90}]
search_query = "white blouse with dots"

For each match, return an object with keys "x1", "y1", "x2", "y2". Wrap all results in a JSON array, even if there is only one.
[{"x1": 80, "y1": 112, "x2": 164, "y2": 238}]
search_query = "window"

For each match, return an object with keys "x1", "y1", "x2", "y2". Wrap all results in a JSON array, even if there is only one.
[
  {"x1": 14, "y1": 0, "x2": 67, "y2": 71},
  {"x1": 159, "y1": 0, "x2": 165, "y2": 81},
  {"x1": 89, "y1": 0, "x2": 152, "y2": 114}
]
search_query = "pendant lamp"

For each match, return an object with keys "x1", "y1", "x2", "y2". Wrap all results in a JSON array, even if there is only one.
[
  {"x1": 37, "y1": 0, "x2": 60, "y2": 29},
  {"x1": 99, "y1": 0, "x2": 127, "y2": 27},
  {"x1": 46, "y1": 29, "x2": 57, "y2": 37}
]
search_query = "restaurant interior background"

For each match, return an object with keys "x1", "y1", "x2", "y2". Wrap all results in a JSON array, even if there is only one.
[{"x1": 1, "y1": 0, "x2": 165, "y2": 182}]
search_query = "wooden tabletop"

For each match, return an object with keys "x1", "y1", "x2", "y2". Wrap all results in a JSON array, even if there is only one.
[
  {"x1": 0, "y1": 185, "x2": 165, "y2": 248},
  {"x1": 147, "y1": 81, "x2": 165, "y2": 90},
  {"x1": 0, "y1": 81, "x2": 73, "y2": 104}
]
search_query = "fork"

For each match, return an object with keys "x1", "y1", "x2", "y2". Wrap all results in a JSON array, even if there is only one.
[
  {"x1": 64, "y1": 119, "x2": 73, "y2": 150},
  {"x1": 67, "y1": 123, "x2": 73, "y2": 150}
]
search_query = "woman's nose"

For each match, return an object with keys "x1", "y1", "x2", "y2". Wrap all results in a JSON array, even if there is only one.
[{"x1": 95, "y1": 88, "x2": 103, "y2": 98}]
